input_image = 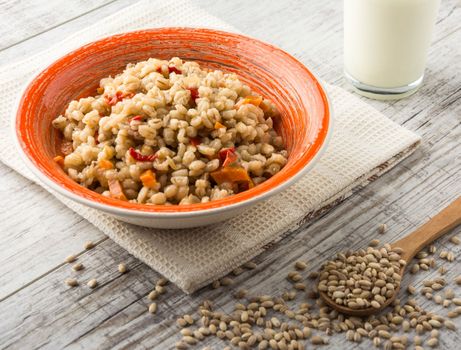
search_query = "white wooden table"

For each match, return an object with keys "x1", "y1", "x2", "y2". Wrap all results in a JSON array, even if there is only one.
[{"x1": 0, "y1": 1, "x2": 460, "y2": 349}]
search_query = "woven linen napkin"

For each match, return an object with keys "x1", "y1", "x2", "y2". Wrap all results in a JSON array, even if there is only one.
[{"x1": 0, "y1": 0, "x2": 421, "y2": 293}]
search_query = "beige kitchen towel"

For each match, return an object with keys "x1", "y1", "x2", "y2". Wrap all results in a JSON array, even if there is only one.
[{"x1": 0, "y1": 0, "x2": 420, "y2": 293}]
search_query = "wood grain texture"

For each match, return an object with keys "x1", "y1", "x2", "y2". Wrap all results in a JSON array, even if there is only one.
[
  {"x1": 0, "y1": 0, "x2": 460, "y2": 349},
  {"x1": 0, "y1": 0, "x2": 112, "y2": 51},
  {"x1": 393, "y1": 196, "x2": 461, "y2": 262}
]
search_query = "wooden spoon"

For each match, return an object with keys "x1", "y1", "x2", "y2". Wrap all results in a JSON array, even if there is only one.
[{"x1": 319, "y1": 196, "x2": 461, "y2": 317}]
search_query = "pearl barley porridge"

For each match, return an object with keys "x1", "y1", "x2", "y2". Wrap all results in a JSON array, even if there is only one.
[{"x1": 52, "y1": 57, "x2": 287, "y2": 205}]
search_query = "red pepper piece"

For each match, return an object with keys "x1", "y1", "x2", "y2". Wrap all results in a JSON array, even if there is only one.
[
  {"x1": 130, "y1": 115, "x2": 143, "y2": 122},
  {"x1": 190, "y1": 137, "x2": 201, "y2": 147},
  {"x1": 219, "y1": 147, "x2": 238, "y2": 167},
  {"x1": 187, "y1": 87, "x2": 199, "y2": 102},
  {"x1": 129, "y1": 147, "x2": 157, "y2": 162},
  {"x1": 104, "y1": 94, "x2": 118, "y2": 106},
  {"x1": 218, "y1": 147, "x2": 235, "y2": 162},
  {"x1": 104, "y1": 91, "x2": 134, "y2": 106},
  {"x1": 155, "y1": 66, "x2": 182, "y2": 75},
  {"x1": 168, "y1": 66, "x2": 182, "y2": 74}
]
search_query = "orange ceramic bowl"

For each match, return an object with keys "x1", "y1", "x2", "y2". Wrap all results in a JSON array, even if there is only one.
[{"x1": 14, "y1": 28, "x2": 331, "y2": 228}]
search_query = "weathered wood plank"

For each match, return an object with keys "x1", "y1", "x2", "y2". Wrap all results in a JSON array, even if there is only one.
[
  {"x1": 0, "y1": 0, "x2": 135, "y2": 66},
  {"x1": 0, "y1": 0, "x2": 113, "y2": 51},
  {"x1": 0, "y1": 0, "x2": 135, "y2": 299},
  {"x1": 0, "y1": 163, "x2": 106, "y2": 300}
]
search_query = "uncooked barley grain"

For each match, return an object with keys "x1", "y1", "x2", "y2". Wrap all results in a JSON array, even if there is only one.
[
  {"x1": 175, "y1": 341, "x2": 187, "y2": 349},
  {"x1": 65, "y1": 255, "x2": 77, "y2": 263},
  {"x1": 182, "y1": 336, "x2": 198, "y2": 345},
  {"x1": 84, "y1": 241, "x2": 95, "y2": 250},
  {"x1": 72, "y1": 262, "x2": 84, "y2": 271},
  {"x1": 244, "y1": 261, "x2": 257, "y2": 269},
  {"x1": 183, "y1": 314, "x2": 194, "y2": 325},
  {"x1": 180, "y1": 328, "x2": 193, "y2": 336},
  {"x1": 148, "y1": 303, "x2": 157, "y2": 314},
  {"x1": 287, "y1": 272, "x2": 302, "y2": 282},
  {"x1": 378, "y1": 223, "x2": 387, "y2": 234},
  {"x1": 295, "y1": 261, "x2": 308, "y2": 270},
  {"x1": 148, "y1": 290, "x2": 158, "y2": 300},
  {"x1": 156, "y1": 278, "x2": 169, "y2": 286},
  {"x1": 87, "y1": 278, "x2": 98, "y2": 288},
  {"x1": 177, "y1": 318, "x2": 188, "y2": 327},
  {"x1": 369, "y1": 239, "x2": 380, "y2": 247},
  {"x1": 232, "y1": 267, "x2": 245, "y2": 276},
  {"x1": 445, "y1": 288, "x2": 455, "y2": 299},
  {"x1": 155, "y1": 285, "x2": 166, "y2": 294},
  {"x1": 407, "y1": 285, "x2": 416, "y2": 295},
  {"x1": 118, "y1": 263, "x2": 127, "y2": 273},
  {"x1": 65, "y1": 278, "x2": 78, "y2": 287},
  {"x1": 444, "y1": 320, "x2": 456, "y2": 330},
  {"x1": 427, "y1": 337, "x2": 438, "y2": 347},
  {"x1": 311, "y1": 336, "x2": 325, "y2": 345}
]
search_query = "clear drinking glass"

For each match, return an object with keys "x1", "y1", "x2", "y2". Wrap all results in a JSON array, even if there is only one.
[{"x1": 344, "y1": 0, "x2": 440, "y2": 99}]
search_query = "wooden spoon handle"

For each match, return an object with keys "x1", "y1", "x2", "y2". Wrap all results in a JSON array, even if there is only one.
[{"x1": 392, "y1": 196, "x2": 461, "y2": 262}]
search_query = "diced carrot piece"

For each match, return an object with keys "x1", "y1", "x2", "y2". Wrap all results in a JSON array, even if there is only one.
[
  {"x1": 247, "y1": 95, "x2": 263, "y2": 106},
  {"x1": 140, "y1": 169, "x2": 157, "y2": 188},
  {"x1": 259, "y1": 100, "x2": 270, "y2": 113},
  {"x1": 211, "y1": 166, "x2": 252, "y2": 185},
  {"x1": 214, "y1": 121, "x2": 225, "y2": 129},
  {"x1": 235, "y1": 95, "x2": 263, "y2": 109},
  {"x1": 53, "y1": 155, "x2": 64, "y2": 167},
  {"x1": 98, "y1": 159, "x2": 113, "y2": 169},
  {"x1": 239, "y1": 178, "x2": 255, "y2": 190},
  {"x1": 108, "y1": 179, "x2": 127, "y2": 201},
  {"x1": 60, "y1": 140, "x2": 73, "y2": 156}
]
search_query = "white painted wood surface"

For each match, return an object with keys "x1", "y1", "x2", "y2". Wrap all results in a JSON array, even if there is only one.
[{"x1": 0, "y1": 0, "x2": 460, "y2": 349}]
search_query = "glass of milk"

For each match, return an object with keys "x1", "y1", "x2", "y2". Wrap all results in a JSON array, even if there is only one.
[{"x1": 344, "y1": 0, "x2": 440, "y2": 99}]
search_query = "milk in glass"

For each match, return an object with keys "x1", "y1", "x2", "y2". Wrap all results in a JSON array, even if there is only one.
[{"x1": 344, "y1": 0, "x2": 440, "y2": 99}]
